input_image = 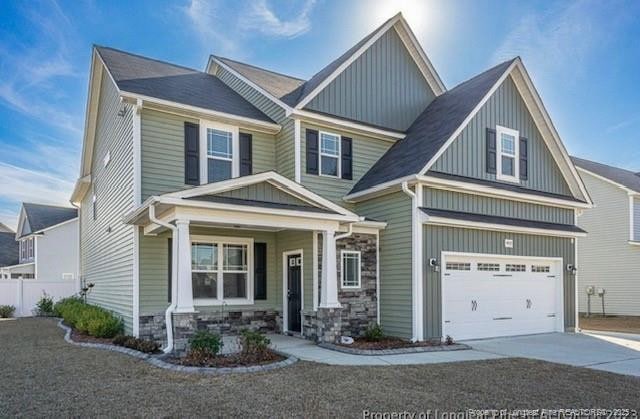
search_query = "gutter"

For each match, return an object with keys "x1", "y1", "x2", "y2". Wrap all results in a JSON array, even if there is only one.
[{"x1": 148, "y1": 204, "x2": 178, "y2": 354}]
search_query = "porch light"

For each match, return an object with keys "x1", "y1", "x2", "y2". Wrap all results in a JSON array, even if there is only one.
[
  {"x1": 429, "y1": 258, "x2": 439, "y2": 272},
  {"x1": 566, "y1": 264, "x2": 577, "y2": 275}
]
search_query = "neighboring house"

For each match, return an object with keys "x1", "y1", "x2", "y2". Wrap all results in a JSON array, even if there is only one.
[
  {"x1": 0, "y1": 225, "x2": 19, "y2": 279},
  {"x1": 1, "y1": 203, "x2": 79, "y2": 280},
  {"x1": 0, "y1": 223, "x2": 13, "y2": 233},
  {"x1": 70, "y1": 12, "x2": 591, "y2": 351},
  {"x1": 572, "y1": 157, "x2": 640, "y2": 317}
]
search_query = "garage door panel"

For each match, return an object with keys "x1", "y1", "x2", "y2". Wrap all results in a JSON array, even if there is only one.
[{"x1": 442, "y1": 255, "x2": 562, "y2": 341}]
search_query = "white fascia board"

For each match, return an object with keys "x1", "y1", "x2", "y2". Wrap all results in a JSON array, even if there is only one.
[
  {"x1": 289, "y1": 109, "x2": 405, "y2": 141},
  {"x1": 70, "y1": 174, "x2": 92, "y2": 206},
  {"x1": 343, "y1": 175, "x2": 419, "y2": 202},
  {"x1": 119, "y1": 92, "x2": 281, "y2": 134},
  {"x1": 78, "y1": 49, "x2": 107, "y2": 179},
  {"x1": 424, "y1": 215, "x2": 587, "y2": 238},
  {"x1": 14, "y1": 206, "x2": 27, "y2": 241},
  {"x1": 33, "y1": 218, "x2": 78, "y2": 235}
]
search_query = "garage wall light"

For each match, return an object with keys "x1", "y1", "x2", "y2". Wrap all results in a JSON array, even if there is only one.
[
  {"x1": 566, "y1": 264, "x2": 577, "y2": 275},
  {"x1": 429, "y1": 258, "x2": 439, "y2": 272}
]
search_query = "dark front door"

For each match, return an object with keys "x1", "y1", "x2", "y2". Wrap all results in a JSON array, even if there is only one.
[{"x1": 287, "y1": 254, "x2": 302, "y2": 333}]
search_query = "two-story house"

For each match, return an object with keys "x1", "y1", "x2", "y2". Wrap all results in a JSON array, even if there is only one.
[
  {"x1": 71, "y1": 13, "x2": 591, "y2": 352},
  {"x1": 1, "y1": 203, "x2": 79, "y2": 280},
  {"x1": 572, "y1": 157, "x2": 640, "y2": 317},
  {"x1": 0, "y1": 224, "x2": 19, "y2": 279}
]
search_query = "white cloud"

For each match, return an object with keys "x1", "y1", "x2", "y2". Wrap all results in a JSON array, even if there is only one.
[
  {"x1": 183, "y1": 0, "x2": 240, "y2": 55},
  {"x1": 243, "y1": 0, "x2": 316, "y2": 38}
]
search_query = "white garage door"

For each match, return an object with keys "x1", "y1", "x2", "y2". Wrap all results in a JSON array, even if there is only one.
[{"x1": 442, "y1": 254, "x2": 563, "y2": 341}]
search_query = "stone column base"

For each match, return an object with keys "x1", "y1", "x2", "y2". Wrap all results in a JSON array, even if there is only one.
[{"x1": 303, "y1": 308, "x2": 342, "y2": 343}]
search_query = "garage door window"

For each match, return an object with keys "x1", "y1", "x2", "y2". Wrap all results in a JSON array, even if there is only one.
[
  {"x1": 446, "y1": 262, "x2": 471, "y2": 271},
  {"x1": 477, "y1": 263, "x2": 500, "y2": 271},
  {"x1": 506, "y1": 264, "x2": 526, "y2": 272},
  {"x1": 531, "y1": 265, "x2": 550, "y2": 273}
]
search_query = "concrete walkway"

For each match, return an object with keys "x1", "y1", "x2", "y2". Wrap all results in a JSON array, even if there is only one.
[
  {"x1": 268, "y1": 334, "x2": 504, "y2": 366},
  {"x1": 269, "y1": 331, "x2": 640, "y2": 376}
]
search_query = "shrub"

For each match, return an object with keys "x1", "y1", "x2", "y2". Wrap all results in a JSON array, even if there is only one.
[
  {"x1": 54, "y1": 297, "x2": 123, "y2": 338},
  {"x1": 189, "y1": 330, "x2": 222, "y2": 356},
  {"x1": 0, "y1": 305, "x2": 15, "y2": 318},
  {"x1": 35, "y1": 292, "x2": 55, "y2": 316},
  {"x1": 445, "y1": 335, "x2": 454, "y2": 345},
  {"x1": 363, "y1": 323, "x2": 385, "y2": 342},
  {"x1": 112, "y1": 335, "x2": 160, "y2": 354},
  {"x1": 240, "y1": 329, "x2": 270, "y2": 355}
]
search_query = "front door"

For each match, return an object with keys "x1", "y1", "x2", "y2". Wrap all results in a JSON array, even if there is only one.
[{"x1": 287, "y1": 254, "x2": 302, "y2": 333}]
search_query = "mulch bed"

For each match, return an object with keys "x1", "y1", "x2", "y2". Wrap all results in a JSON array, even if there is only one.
[
  {"x1": 168, "y1": 350, "x2": 285, "y2": 368},
  {"x1": 69, "y1": 327, "x2": 114, "y2": 345},
  {"x1": 338, "y1": 337, "x2": 446, "y2": 350},
  {"x1": 580, "y1": 314, "x2": 640, "y2": 334}
]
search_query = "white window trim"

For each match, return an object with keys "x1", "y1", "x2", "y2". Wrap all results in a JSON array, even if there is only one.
[
  {"x1": 191, "y1": 235, "x2": 254, "y2": 306},
  {"x1": 496, "y1": 125, "x2": 520, "y2": 183},
  {"x1": 340, "y1": 250, "x2": 361, "y2": 289},
  {"x1": 319, "y1": 130, "x2": 341, "y2": 178},
  {"x1": 199, "y1": 120, "x2": 240, "y2": 185}
]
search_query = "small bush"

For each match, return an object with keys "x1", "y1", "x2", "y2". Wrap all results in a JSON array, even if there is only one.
[
  {"x1": 54, "y1": 297, "x2": 123, "y2": 338},
  {"x1": 363, "y1": 323, "x2": 385, "y2": 342},
  {"x1": 112, "y1": 335, "x2": 160, "y2": 354},
  {"x1": 240, "y1": 329, "x2": 270, "y2": 355},
  {"x1": 0, "y1": 305, "x2": 15, "y2": 318},
  {"x1": 189, "y1": 330, "x2": 222, "y2": 356},
  {"x1": 445, "y1": 335, "x2": 454, "y2": 345},
  {"x1": 35, "y1": 292, "x2": 55, "y2": 316}
]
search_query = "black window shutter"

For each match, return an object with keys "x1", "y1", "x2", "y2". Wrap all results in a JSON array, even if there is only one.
[
  {"x1": 519, "y1": 136, "x2": 529, "y2": 181},
  {"x1": 341, "y1": 137, "x2": 353, "y2": 180},
  {"x1": 184, "y1": 122, "x2": 200, "y2": 185},
  {"x1": 486, "y1": 128, "x2": 497, "y2": 175},
  {"x1": 239, "y1": 132, "x2": 252, "y2": 176},
  {"x1": 254, "y1": 242, "x2": 267, "y2": 300},
  {"x1": 167, "y1": 238, "x2": 172, "y2": 303},
  {"x1": 306, "y1": 129, "x2": 319, "y2": 175}
]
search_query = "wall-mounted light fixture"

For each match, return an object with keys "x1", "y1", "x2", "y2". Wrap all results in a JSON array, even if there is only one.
[
  {"x1": 429, "y1": 258, "x2": 439, "y2": 272},
  {"x1": 566, "y1": 264, "x2": 577, "y2": 275},
  {"x1": 117, "y1": 104, "x2": 128, "y2": 117}
]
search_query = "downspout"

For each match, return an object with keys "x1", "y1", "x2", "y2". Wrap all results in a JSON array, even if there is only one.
[
  {"x1": 401, "y1": 182, "x2": 421, "y2": 342},
  {"x1": 335, "y1": 220, "x2": 356, "y2": 241},
  {"x1": 148, "y1": 203, "x2": 178, "y2": 354}
]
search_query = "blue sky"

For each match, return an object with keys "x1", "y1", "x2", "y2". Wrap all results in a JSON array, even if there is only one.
[{"x1": 0, "y1": 0, "x2": 639, "y2": 229}]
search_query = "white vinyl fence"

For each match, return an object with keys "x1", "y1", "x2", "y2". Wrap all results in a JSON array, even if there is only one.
[{"x1": 0, "y1": 279, "x2": 77, "y2": 317}]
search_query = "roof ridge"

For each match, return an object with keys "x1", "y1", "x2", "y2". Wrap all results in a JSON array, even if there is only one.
[
  {"x1": 445, "y1": 57, "x2": 518, "y2": 94},
  {"x1": 213, "y1": 55, "x2": 306, "y2": 82},
  {"x1": 572, "y1": 155, "x2": 640, "y2": 176},
  {"x1": 94, "y1": 45, "x2": 206, "y2": 75}
]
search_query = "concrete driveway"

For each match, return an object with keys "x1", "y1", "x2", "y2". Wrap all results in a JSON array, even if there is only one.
[{"x1": 467, "y1": 331, "x2": 640, "y2": 377}]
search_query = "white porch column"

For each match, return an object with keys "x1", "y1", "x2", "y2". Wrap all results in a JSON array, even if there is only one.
[
  {"x1": 174, "y1": 219, "x2": 195, "y2": 313},
  {"x1": 320, "y1": 229, "x2": 341, "y2": 308}
]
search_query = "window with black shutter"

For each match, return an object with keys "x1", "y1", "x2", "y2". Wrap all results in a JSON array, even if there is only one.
[
  {"x1": 254, "y1": 242, "x2": 267, "y2": 300},
  {"x1": 184, "y1": 122, "x2": 200, "y2": 185},
  {"x1": 486, "y1": 128, "x2": 497, "y2": 175},
  {"x1": 341, "y1": 137, "x2": 353, "y2": 180},
  {"x1": 239, "y1": 132, "x2": 252, "y2": 176},
  {"x1": 306, "y1": 129, "x2": 319, "y2": 175},
  {"x1": 519, "y1": 136, "x2": 528, "y2": 181}
]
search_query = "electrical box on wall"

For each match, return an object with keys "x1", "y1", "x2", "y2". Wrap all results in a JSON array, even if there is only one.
[{"x1": 504, "y1": 239, "x2": 514, "y2": 248}]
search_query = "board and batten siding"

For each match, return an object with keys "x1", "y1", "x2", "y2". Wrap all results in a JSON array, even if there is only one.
[
  {"x1": 577, "y1": 173, "x2": 640, "y2": 316},
  {"x1": 356, "y1": 191, "x2": 413, "y2": 338},
  {"x1": 139, "y1": 228, "x2": 280, "y2": 315},
  {"x1": 301, "y1": 122, "x2": 393, "y2": 207},
  {"x1": 431, "y1": 76, "x2": 572, "y2": 197},
  {"x1": 217, "y1": 182, "x2": 311, "y2": 206},
  {"x1": 423, "y1": 225, "x2": 576, "y2": 339},
  {"x1": 81, "y1": 71, "x2": 136, "y2": 332},
  {"x1": 140, "y1": 108, "x2": 277, "y2": 200},
  {"x1": 424, "y1": 188, "x2": 574, "y2": 225},
  {"x1": 305, "y1": 29, "x2": 435, "y2": 132}
]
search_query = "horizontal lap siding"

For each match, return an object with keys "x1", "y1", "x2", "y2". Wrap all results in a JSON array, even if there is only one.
[
  {"x1": 82, "y1": 72, "x2": 135, "y2": 332},
  {"x1": 431, "y1": 76, "x2": 573, "y2": 197},
  {"x1": 276, "y1": 231, "x2": 313, "y2": 310},
  {"x1": 276, "y1": 118, "x2": 295, "y2": 180},
  {"x1": 356, "y1": 192, "x2": 412, "y2": 338},
  {"x1": 424, "y1": 189, "x2": 574, "y2": 225},
  {"x1": 139, "y1": 228, "x2": 279, "y2": 315},
  {"x1": 305, "y1": 29, "x2": 435, "y2": 132},
  {"x1": 301, "y1": 122, "x2": 392, "y2": 207},
  {"x1": 577, "y1": 174, "x2": 640, "y2": 316},
  {"x1": 423, "y1": 225, "x2": 576, "y2": 339}
]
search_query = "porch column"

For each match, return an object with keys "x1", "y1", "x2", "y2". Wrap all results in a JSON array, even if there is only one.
[
  {"x1": 320, "y1": 229, "x2": 341, "y2": 308},
  {"x1": 174, "y1": 219, "x2": 195, "y2": 313}
]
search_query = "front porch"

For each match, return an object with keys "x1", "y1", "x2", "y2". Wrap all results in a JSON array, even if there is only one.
[{"x1": 126, "y1": 172, "x2": 383, "y2": 352}]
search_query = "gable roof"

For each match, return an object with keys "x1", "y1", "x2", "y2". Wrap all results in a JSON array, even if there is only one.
[
  {"x1": 18, "y1": 204, "x2": 77, "y2": 238},
  {"x1": 96, "y1": 46, "x2": 274, "y2": 123},
  {"x1": 350, "y1": 58, "x2": 516, "y2": 194},
  {"x1": 0, "y1": 223, "x2": 13, "y2": 233},
  {"x1": 572, "y1": 156, "x2": 640, "y2": 194},
  {"x1": 0, "y1": 232, "x2": 18, "y2": 267}
]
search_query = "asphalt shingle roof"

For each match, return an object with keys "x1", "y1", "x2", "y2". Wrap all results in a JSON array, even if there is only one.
[
  {"x1": 21, "y1": 204, "x2": 77, "y2": 238},
  {"x1": 96, "y1": 46, "x2": 274, "y2": 123},
  {"x1": 0, "y1": 232, "x2": 18, "y2": 267},
  {"x1": 350, "y1": 58, "x2": 516, "y2": 194},
  {"x1": 572, "y1": 156, "x2": 640, "y2": 194}
]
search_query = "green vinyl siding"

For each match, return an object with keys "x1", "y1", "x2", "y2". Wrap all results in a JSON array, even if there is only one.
[
  {"x1": 276, "y1": 118, "x2": 295, "y2": 180},
  {"x1": 276, "y1": 230, "x2": 314, "y2": 310},
  {"x1": 424, "y1": 188, "x2": 574, "y2": 225},
  {"x1": 216, "y1": 181, "x2": 311, "y2": 207},
  {"x1": 356, "y1": 191, "x2": 413, "y2": 338},
  {"x1": 305, "y1": 29, "x2": 435, "y2": 131},
  {"x1": 301, "y1": 122, "x2": 393, "y2": 207},
  {"x1": 140, "y1": 108, "x2": 277, "y2": 200},
  {"x1": 431, "y1": 76, "x2": 572, "y2": 197},
  {"x1": 423, "y1": 225, "x2": 576, "y2": 339},
  {"x1": 81, "y1": 71, "x2": 135, "y2": 332}
]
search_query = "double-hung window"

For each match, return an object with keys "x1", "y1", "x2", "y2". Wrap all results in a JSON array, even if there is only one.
[
  {"x1": 191, "y1": 236, "x2": 253, "y2": 304},
  {"x1": 341, "y1": 250, "x2": 361, "y2": 288},
  {"x1": 496, "y1": 125, "x2": 519, "y2": 183},
  {"x1": 201, "y1": 121, "x2": 239, "y2": 183},
  {"x1": 319, "y1": 131, "x2": 340, "y2": 177}
]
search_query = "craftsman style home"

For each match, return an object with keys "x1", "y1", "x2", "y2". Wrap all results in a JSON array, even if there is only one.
[
  {"x1": 71, "y1": 13, "x2": 591, "y2": 351},
  {"x1": 572, "y1": 157, "x2": 640, "y2": 317}
]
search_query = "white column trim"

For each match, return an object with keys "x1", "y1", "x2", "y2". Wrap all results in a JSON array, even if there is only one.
[
  {"x1": 319, "y1": 229, "x2": 341, "y2": 308},
  {"x1": 629, "y1": 194, "x2": 635, "y2": 241},
  {"x1": 174, "y1": 219, "x2": 195, "y2": 313},
  {"x1": 312, "y1": 231, "x2": 319, "y2": 311},
  {"x1": 375, "y1": 230, "x2": 380, "y2": 325}
]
